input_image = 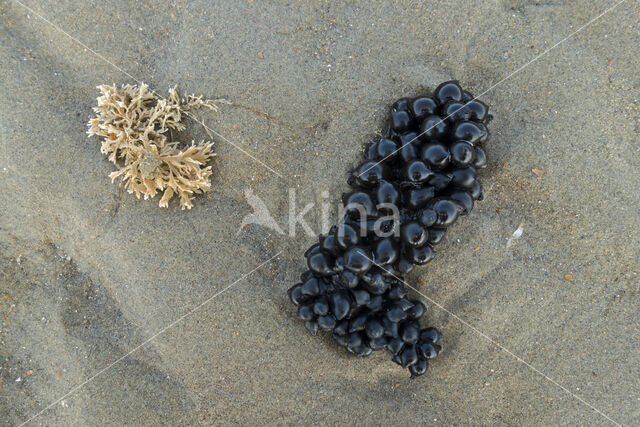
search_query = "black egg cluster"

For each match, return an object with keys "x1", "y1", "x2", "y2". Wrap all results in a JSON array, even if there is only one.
[{"x1": 288, "y1": 81, "x2": 491, "y2": 377}]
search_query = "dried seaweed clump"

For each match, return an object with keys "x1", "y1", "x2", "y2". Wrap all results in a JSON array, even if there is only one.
[{"x1": 88, "y1": 83, "x2": 224, "y2": 209}]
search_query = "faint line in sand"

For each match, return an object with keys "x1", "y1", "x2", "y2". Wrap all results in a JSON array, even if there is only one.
[
  {"x1": 18, "y1": 251, "x2": 282, "y2": 426},
  {"x1": 9, "y1": 0, "x2": 285, "y2": 179},
  {"x1": 358, "y1": 0, "x2": 628, "y2": 178},
  {"x1": 365, "y1": 256, "x2": 621, "y2": 426}
]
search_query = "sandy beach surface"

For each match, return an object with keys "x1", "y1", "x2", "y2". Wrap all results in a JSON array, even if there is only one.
[{"x1": 1, "y1": 0, "x2": 639, "y2": 424}]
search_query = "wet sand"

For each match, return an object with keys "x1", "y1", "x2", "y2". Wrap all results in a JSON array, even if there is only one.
[{"x1": 1, "y1": 0, "x2": 638, "y2": 424}]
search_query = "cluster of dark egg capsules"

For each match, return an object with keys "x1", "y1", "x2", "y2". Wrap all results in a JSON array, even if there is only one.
[{"x1": 288, "y1": 81, "x2": 490, "y2": 377}]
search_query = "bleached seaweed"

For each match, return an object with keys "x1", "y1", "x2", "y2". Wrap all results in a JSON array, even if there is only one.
[{"x1": 88, "y1": 83, "x2": 224, "y2": 209}]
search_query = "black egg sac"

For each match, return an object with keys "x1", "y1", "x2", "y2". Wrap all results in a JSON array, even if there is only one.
[{"x1": 288, "y1": 81, "x2": 491, "y2": 377}]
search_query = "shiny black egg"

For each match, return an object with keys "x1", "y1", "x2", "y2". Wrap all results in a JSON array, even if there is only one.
[
  {"x1": 452, "y1": 121, "x2": 486, "y2": 145},
  {"x1": 301, "y1": 277, "x2": 320, "y2": 296},
  {"x1": 320, "y1": 234, "x2": 340, "y2": 255},
  {"x1": 401, "y1": 324, "x2": 420, "y2": 344},
  {"x1": 388, "y1": 285, "x2": 408, "y2": 300},
  {"x1": 422, "y1": 143, "x2": 451, "y2": 171},
  {"x1": 329, "y1": 291, "x2": 352, "y2": 321},
  {"x1": 419, "y1": 209, "x2": 437, "y2": 227},
  {"x1": 434, "y1": 80, "x2": 463, "y2": 104},
  {"x1": 450, "y1": 140, "x2": 475, "y2": 167},
  {"x1": 400, "y1": 345, "x2": 418, "y2": 368},
  {"x1": 410, "y1": 96, "x2": 438, "y2": 120},
  {"x1": 418, "y1": 341, "x2": 441, "y2": 359},
  {"x1": 406, "y1": 186, "x2": 435, "y2": 210},
  {"x1": 339, "y1": 269, "x2": 359, "y2": 288},
  {"x1": 298, "y1": 304, "x2": 315, "y2": 321},
  {"x1": 312, "y1": 297, "x2": 330, "y2": 316},
  {"x1": 407, "y1": 302, "x2": 426, "y2": 320},
  {"x1": 404, "y1": 160, "x2": 433, "y2": 183},
  {"x1": 349, "y1": 315, "x2": 367, "y2": 332},
  {"x1": 427, "y1": 172, "x2": 452, "y2": 190},
  {"x1": 342, "y1": 191, "x2": 377, "y2": 217},
  {"x1": 390, "y1": 109, "x2": 411, "y2": 132},
  {"x1": 427, "y1": 227, "x2": 447, "y2": 244},
  {"x1": 369, "y1": 336, "x2": 388, "y2": 350},
  {"x1": 344, "y1": 246, "x2": 373, "y2": 275},
  {"x1": 405, "y1": 244, "x2": 435, "y2": 265},
  {"x1": 374, "y1": 238, "x2": 399, "y2": 265},
  {"x1": 401, "y1": 221, "x2": 428, "y2": 247},
  {"x1": 376, "y1": 180, "x2": 400, "y2": 206},
  {"x1": 305, "y1": 320, "x2": 319, "y2": 335},
  {"x1": 399, "y1": 140, "x2": 419, "y2": 163},
  {"x1": 386, "y1": 338, "x2": 405, "y2": 355},
  {"x1": 307, "y1": 251, "x2": 334, "y2": 276},
  {"x1": 335, "y1": 223, "x2": 359, "y2": 249},
  {"x1": 419, "y1": 115, "x2": 448, "y2": 141},
  {"x1": 365, "y1": 319, "x2": 385, "y2": 339},
  {"x1": 288, "y1": 284, "x2": 305, "y2": 305},
  {"x1": 474, "y1": 146, "x2": 488, "y2": 169},
  {"x1": 409, "y1": 357, "x2": 428, "y2": 377},
  {"x1": 386, "y1": 305, "x2": 408, "y2": 323},
  {"x1": 366, "y1": 295, "x2": 384, "y2": 311},
  {"x1": 432, "y1": 199, "x2": 460, "y2": 227},
  {"x1": 351, "y1": 289, "x2": 371, "y2": 307},
  {"x1": 469, "y1": 179, "x2": 483, "y2": 200},
  {"x1": 419, "y1": 327, "x2": 443, "y2": 344},
  {"x1": 375, "y1": 137, "x2": 398, "y2": 160},
  {"x1": 354, "y1": 161, "x2": 385, "y2": 187},
  {"x1": 317, "y1": 315, "x2": 336, "y2": 330},
  {"x1": 449, "y1": 167, "x2": 479, "y2": 189},
  {"x1": 396, "y1": 258, "x2": 415, "y2": 275},
  {"x1": 465, "y1": 99, "x2": 489, "y2": 122}
]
